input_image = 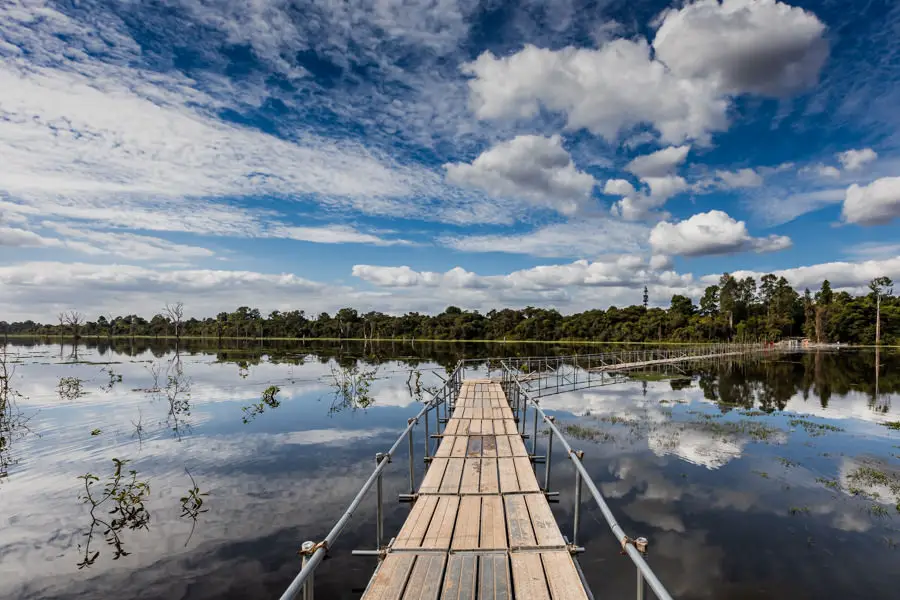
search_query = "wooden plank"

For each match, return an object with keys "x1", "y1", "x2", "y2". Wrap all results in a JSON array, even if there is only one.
[
  {"x1": 402, "y1": 554, "x2": 446, "y2": 600},
  {"x1": 451, "y1": 496, "x2": 481, "y2": 550},
  {"x1": 495, "y1": 436, "x2": 513, "y2": 458},
  {"x1": 362, "y1": 553, "x2": 416, "y2": 600},
  {"x1": 443, "y1": 420, "x2": 460, "y2": 436},
  {"x1": 514, "y1": 457, "x2": 540, "y2": 493},
  {"x1": 480, "y1": 458, "x2": 499, "y2": 494},
  {"x1": 509, "y1": 554, "x2": 550, "y2": 600},
  {"x1": 422, "y1": 496, "x2": 459, "y2": 549},
  {"x1": 451, "y1": 435, "x2": 468, "y2": 458},
  {"x1": 420, "y1": 458, "x2": 448, "y2": 494},
  {"x1": 442, "y1": 553, "x2": 477, "y2": 600},
  {"x1": 479, "y1": 496, "x2": 507, "y2": 550},
  {"x1": 482, "y1": 435, "x2": 497, "y2": 458},
  {"x1": 503, "y1": 420, "x2": 519, "y2": 435},
  {"x1": 465, "y1": 436, "x2": 483, "y2": 457},
  {"x1": 541, "y1": 552, "x2": 589, "y2": 600},
  {"x1": 439, "y1": 458, "x2": 464, "y2": 494},
  {"x1": 498, "y1": 457, "x2": 519, "y2": 493},
  {"x1": 460, "y1": 458, "x2": 481, "y2": 494},
  {"x1": 481, "y1": 419, "x2": 495, "y2": 435},
  {"x1": 525, "y1": 493, "x2": 565, "y2": 547},
  {"x1": 505, "y1": 494, "x2": 537, "y2": 547},
  {"x1": 508, "y1": 435, "x2": 529, "y2": 456},
  {"x1": 394, "y1": 495, "x2": 438, "y2": 549},
  {"x1": 479, "y1": 554, "x2": 511, "y2": 600},
  {"x1": 435, "y1": 436, "x2": 454, "y2": 458},
  {"x1": 468, "y1": 420, "x2": 481, "y2": 435}
]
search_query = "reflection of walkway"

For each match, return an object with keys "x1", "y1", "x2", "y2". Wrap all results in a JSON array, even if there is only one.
[
  {"x1": 506, "y1": 343, "x2": 769, "y2": 398},
  {"x1": 362, "y1": 380, "x2": 589, "y2": 599}
]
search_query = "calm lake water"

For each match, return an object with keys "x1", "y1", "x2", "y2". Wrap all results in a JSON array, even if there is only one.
[{"x1": 1, "y1": 339, "x2": 899, "y2": 599}]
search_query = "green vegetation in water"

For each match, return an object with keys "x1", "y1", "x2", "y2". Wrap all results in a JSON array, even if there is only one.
[
  {"x1": 740, "y1": 409, "x2": 767, "y2": 417},
  {"x1": 77, "y1": 458, "x2": 151, "y2": 568},
  {"x1": 789, "y1": 506, "x2": 810, "y2": 516},
  {"x1": 101, "y1": 368, "x2": 123, "y2": 392},
  {"x1": 788, "y1": 418, "x2": 844, "y2": 437},
  {"x1": 327, "y1": 364, "x2": 377, "y2": 414},
  {"x1": 242, "y1": 385, "x2": 281, "y2": 424},
  {"x1": 847, "y1": 466, "x2": 900, "y2": 495},
  {"x1": 560, "y1": 423, "x2": 615, "y2": 443},
  {"x1": 753, "y1": 470, "x2": 770, "y2": 479},
  {"x1": 58, "y1": 376, "x2": 86, "y2": 401},
  {"x1": 180, "y1": 469, "x2": 209, "y2": 546},
  {"x1": 686, "y1": 417, "x2": 780, "y2": 442},
  {"x1": 777, "y1": 457, "x2": 799, "y2": 468},
  {"x1": 883, "y1": 422, "x2": 900, "y2": 431},
  {"x1": 869, "y1": 504, "x2": 890, "y2": 518},
  {"x1": 816, "y1": 477, "x2": 841, "y2": 491},
  {"x1": 90, "y1": 428, "x2": 101, "y2": 436}
]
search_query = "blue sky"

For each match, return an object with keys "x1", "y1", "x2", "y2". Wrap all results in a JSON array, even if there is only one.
[{"x1": 1, "y1": 0, "x2": 900, "y2": 321}]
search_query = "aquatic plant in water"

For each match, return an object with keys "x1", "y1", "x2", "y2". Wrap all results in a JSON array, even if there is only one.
[
  {"x1": 58, "y1": 376, "x2": 86, "y2": 401},
  {"x1": 788, "y1": 418, "x2": 844, "y2": 437},
  {"x1": 180, "y1": 468, "x2": 209, "y2": 546},
  {"x1": 242, "y1": 385, "x2": 281, "y2": 423},
  {"x1": 327, "y1": 363, "x2": 377, "y2": 414},
  {"x1": 77, "y1": 458, "x2": 151, "y2": 568}
]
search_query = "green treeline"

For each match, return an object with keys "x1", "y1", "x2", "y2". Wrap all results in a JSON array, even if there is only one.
[{"x1": 2, "y1": 274, "x2": 897, "y2": 344}]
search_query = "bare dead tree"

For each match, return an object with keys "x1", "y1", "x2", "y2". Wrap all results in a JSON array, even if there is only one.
[
  {"x1": 164, "y1": 302, "x2": 184, "y2": 341},
  {"x1": 64, "y1": 310, "x2": 84, "y2": 340}
]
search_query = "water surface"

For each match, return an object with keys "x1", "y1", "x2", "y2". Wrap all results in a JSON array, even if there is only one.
[{"x1": 2, "y1": 340, "x2": 899, "y2": 599}]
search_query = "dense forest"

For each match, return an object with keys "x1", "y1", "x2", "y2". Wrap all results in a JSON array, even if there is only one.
[{"x1": 2, "y1": 274, "x2": 897, "y2": 345}]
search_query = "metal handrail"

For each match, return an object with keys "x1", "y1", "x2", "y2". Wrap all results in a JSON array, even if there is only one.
[
  {"x1": 501, "y1": 361, "x2": 675, "y2": 600},
  {"x1": 278, "y1": 361, "x2": 464, "y2": 600}
]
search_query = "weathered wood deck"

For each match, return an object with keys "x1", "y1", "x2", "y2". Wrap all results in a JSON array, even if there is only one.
[{"x1": 361, "y1": 380, "x2": 590, "y2": 600}]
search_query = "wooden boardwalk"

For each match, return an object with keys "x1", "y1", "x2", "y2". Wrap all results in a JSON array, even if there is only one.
[{"x1": 361, "y1": 380, "x2": 590, "y2": 600}]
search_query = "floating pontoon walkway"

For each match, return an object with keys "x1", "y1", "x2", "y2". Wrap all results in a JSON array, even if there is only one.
[{"x1": 361, "y1": 380, "x2": 589, "y2": 600}]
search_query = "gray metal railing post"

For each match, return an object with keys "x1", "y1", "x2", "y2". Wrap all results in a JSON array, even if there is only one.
[
  {"x1": 637, "y1": 569, "x2": 646, "y2": 600},
  {"x1": 407, "y1": 421, "x2": 415, "y2": 494},
  {"x1": 521, "y1": 395, "x2": 528, "y2": 434},
  {"x1": 424, "y1": 406, "x2": 431, "y2": 460},
  {"x1": 531, "y1": 401, "x2": 538, "y2": 454},
  {"x1": 375, "y1": 453, "x2": 385, "y2": 549},
  {"x1": 300, "y1": 541, "x2": 314, "y2": 600},
  {"x1": 573, "y1": 450, "x2": 583, "y2": 546},
  {"x1": 544, "y1": 416, "x2": 555, "y2": 492}
]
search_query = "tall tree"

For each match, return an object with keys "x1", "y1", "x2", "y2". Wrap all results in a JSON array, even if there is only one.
[
  {"x1": 719, "y1": 273, "x2": 738, "y2": 331},
  {"x1": 870, "y1": 276, "x2": 894, "y2": 345},
  {"x1": 699, "y1": 286, "x2": 719, "y2": 317}
]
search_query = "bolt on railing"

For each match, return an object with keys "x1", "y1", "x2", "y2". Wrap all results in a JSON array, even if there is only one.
[{"x1": 279, "y1": 362, "x2": 464, "y2": 600}]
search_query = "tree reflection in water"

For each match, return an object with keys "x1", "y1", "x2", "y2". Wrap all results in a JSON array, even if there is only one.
[
  {"x1": 76, "y1": 459, "x2": 151, "y2": 569},
  {"x1": 326, "y1": 363, "x2": 378, "y2": 414},
  {"x1": 0, "y1": 348, "x2": 33, "y2": 482}
]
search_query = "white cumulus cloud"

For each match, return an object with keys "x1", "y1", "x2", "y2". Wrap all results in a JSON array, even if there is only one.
[
  {"x1": 649, "y1": 210, "x2": 792, "y2": 257},
  {"x1": 653, "y1": 0, "x2": 829, "y2": 96},
  {"x1": 842, "y1": 177, "x2": 900, "y2": 225},
  {"x1": 837, "y1": 148, "x2": 878, "y2": 171},
  {"x1": 444, "y1": 135, "x2": 597, "y2": 215},
  {"x1": 463, "y1": 40, "x2": 728, "y2": 144},
  {"x1": 626, "y1": 145, "x2": 691, "y2": 178}
]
